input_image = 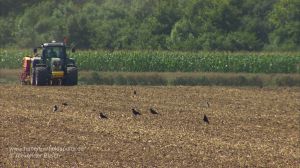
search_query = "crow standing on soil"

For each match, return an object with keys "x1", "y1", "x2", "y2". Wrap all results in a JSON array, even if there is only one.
[
  {"x1": 132, "y1": 108, "x2": 141, "y2": 116},
  {"x1": 99, "y1": 112, "x2": 108, "y2": 119},
  {"x1": 62, "y1": 102, "x2": 68, "y2": 106},
  {"x1": 150, "y1": 108, "x2": 159, "y2": 115},
  {"x1": 206, "y1": 102, "x2": 210, "y2": 108},
  {"x1": 203, "y1": 114, "x2": 209, "y2": 124},
  {"x1": 53, "y1": 105, "x2": 58, "y2": 112},
  {"x1": 133, "y1": 90, "x2": 137, "y2": 95}
]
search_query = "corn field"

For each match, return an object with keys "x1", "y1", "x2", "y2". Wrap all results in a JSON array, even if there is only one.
[{"x1": 1, "y1": 49, "x2": 300, "y2": 73}]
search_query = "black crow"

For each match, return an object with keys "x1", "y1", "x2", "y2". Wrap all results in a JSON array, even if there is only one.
[
  {"x1": 99, "y1": 112, "x2": 108, "y2": 119},
  {"x1": 53, "y1": 105, "x2": 58, "y2": 112},
  {"x1": 62, "y1": 102, "x2": 68, "y2": 106},
  {"x1": 132, "y1": 108, "x2": 141, "y2": 116},
  {"x1": 150, "y1": 108, "x2": 159, "y2": 115},
  {"x1": 203, "y1": 114, "x2": 209, "y2": 124},
  {"x1": 133, "y1": 90, "x2": 137, "y2": 95}
]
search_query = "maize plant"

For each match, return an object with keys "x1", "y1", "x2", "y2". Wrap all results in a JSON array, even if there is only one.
[{"x1": 1, "y1": 49, "x2": 300, "y2": 73}]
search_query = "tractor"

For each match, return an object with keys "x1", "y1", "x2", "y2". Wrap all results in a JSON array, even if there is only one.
[{"x1": 20, "y1": 41, "x2": 78, "y2": 86}]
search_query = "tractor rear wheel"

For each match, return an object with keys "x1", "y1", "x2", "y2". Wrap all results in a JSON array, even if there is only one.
[
  {"x1": 63, "y1": 67, "x2": 78, "y2": 85},
  {"x1": 35, "y1": 67, "x2": 49, "y2": 86}
]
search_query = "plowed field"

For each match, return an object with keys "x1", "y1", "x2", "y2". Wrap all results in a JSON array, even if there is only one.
[{"x1": 0, "y1": 85, "x2": 299, "y2": 167}]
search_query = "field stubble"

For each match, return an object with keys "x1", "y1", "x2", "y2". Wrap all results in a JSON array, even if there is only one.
[{"x1": 0, "y1": 85, "x2": 299, "y2": 167}]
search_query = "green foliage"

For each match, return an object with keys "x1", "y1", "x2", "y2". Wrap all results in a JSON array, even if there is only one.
[
  {"x1": 72, "y1": 50, "x2": 300, "y2": 73},
  {"x1": 0, "y1": 0, "x2": 299, "y2": 51},
  {"x1": 0, "y1": 49, "x2": 30, "y2": 69},
  {"x1": 267, "y1": 0, "x2": 300, "y2": 51},
  {"x1": 1, "y1": 49, "x2": 300, "y2": 74},
  {"x1": 0, "y1": 17, "x2": 15, "y2": 47},
  {"x1": 14, "y1": 1, "x2": 71, "y2": 47}
]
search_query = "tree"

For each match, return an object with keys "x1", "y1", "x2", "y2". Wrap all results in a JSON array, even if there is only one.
[
  {"x1": 0, "y1": 17, "x2": 15, "y2": 47},
  {"x1": 0, "y1": 0, "x2": 299, "y2": 51},
  {"x1": 15, "y1": 1, "x2": 72, "y2": 47},
  {"x1": 268, "y1": 0, "x2": 300, "y2": 50}
]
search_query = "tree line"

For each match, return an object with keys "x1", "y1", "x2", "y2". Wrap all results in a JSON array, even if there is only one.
[{"x1": 0, "y1": 0, "x2": 299, "y2": 51}]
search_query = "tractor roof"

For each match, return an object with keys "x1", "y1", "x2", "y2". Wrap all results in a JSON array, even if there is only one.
[{"x1": 42, "y1": 42, "x2": 65, "y2": 48}]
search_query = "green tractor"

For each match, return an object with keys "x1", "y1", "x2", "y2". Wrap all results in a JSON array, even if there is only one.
[{"x1": 20, "y1": 41, "x2": 78, "y2": 86}]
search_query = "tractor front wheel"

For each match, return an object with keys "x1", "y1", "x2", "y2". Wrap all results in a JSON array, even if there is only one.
[
  {"x1": 63, "y1": 67, "x2": 78, "y2": 85},
  {"x1": 35, "y1": 67, "x2": 49, "y2": 86}
]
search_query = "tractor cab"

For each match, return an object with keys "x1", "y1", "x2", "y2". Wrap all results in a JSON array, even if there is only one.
[{"x1": 41, "y1": 42, "x2": 67, "y2": 60}]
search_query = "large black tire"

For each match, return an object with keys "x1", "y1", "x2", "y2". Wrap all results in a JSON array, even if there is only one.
[
  {"x1": 31, "y1": 69, "x2": 36, "y2": 85},
  {"x1": 35, "y1": 67, "x2": 49, "y2": 86},
  {"x1": 63, "y1": 67, "x2": 78, "y2": 85}
]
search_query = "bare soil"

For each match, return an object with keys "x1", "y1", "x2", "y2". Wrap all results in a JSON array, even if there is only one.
[{"x1": 0, "y1": 85, "x2": 299, "y2": 167}]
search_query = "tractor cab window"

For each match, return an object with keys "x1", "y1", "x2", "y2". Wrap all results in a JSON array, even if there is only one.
[{"x1": 45, "y1": 47, "x2": 64, "y2": 58}]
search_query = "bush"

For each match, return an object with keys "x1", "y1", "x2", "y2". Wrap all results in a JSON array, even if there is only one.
[
  {"x1": 248, "y1": 76, "x2": 264, "y2": 87},
  {"x1": 276, "y1": 76, "x2": 300, "y2": 87},
  {"x1": 172, "y1": 75, "x2": 264, "y2": 87},
  {"x1": 77, "y1": 72, "x2": 299, "y2": 87},
  {"x1": 114, "y1": 75, "x2": 127, "y2": 85},
  {"x1": 173, "y1": 76, "x2": 211, "y2": 86}
]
